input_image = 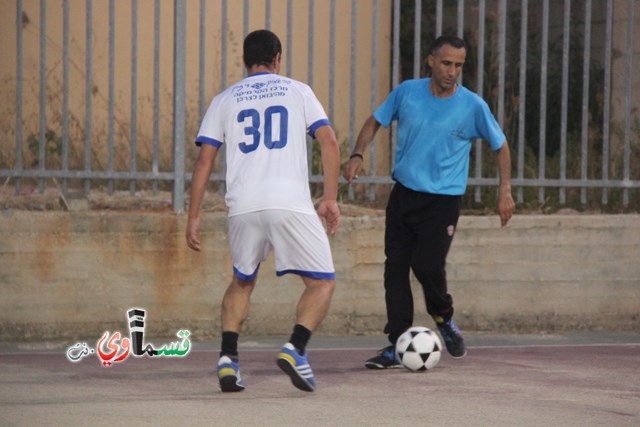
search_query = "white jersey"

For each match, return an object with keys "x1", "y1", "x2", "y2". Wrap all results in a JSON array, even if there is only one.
[{"x1": 196, "y1": 72, "x2": 331, "y2": 217}]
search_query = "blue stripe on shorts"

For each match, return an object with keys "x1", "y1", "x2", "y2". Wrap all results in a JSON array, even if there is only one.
[{"x1": 276, "y1": 269, "x2": 335, "y2": 280}]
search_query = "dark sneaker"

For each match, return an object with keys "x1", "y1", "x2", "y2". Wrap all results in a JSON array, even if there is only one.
[
  {"x1": 436, "y1": 318, "x2": 467, "y2": 358},
  {"x1": 276, "y1": 343, "x2": 316, "y2": 392},
  {"x1": 217, "y1": 355, "x2": 246, "y2": 392},
  {"x1": 364, "y1": 345, "x2": 402, "y2": 369}
]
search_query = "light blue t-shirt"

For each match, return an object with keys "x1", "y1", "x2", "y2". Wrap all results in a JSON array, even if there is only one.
[{"x1": 374, "y1": 78, "x2": 505, "y2": 195}]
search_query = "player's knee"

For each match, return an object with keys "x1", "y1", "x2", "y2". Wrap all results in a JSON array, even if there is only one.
[{"x1": 304, "y1": 277, "x2": 335, "y2": 294}]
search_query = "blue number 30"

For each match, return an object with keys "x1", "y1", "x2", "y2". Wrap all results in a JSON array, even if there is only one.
[{"x1": 238, "y1": 106, "x2": 288, "y2": 153}]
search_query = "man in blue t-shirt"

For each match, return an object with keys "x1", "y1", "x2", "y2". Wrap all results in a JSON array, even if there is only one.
[{"x1": 344, "y1": 35, "x2": 515, "y2": 368}]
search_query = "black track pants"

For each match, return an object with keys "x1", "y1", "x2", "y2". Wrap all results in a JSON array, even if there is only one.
[{"x1": 382, "y1": 182, "x2": 461, "y2": 344}]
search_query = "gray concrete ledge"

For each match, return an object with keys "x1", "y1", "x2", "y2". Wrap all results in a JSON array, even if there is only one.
[{"x1": 1, "y1": 211, "x2": 638, "y2": 341}]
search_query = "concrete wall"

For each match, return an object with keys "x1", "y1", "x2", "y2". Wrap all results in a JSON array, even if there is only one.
[{"x1": 1, "y1": 211, "x2": 638, "y2": 341}]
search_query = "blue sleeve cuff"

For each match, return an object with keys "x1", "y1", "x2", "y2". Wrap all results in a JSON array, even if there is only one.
[
  {"x1": 307, "y1": 119, "x2": 331, "y2": 139},
  {"x1": 195, "y1": 136, "x2": 223, "y2": 148}
]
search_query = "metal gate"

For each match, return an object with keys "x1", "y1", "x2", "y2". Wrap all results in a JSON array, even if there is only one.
[{"x1": 2, "y1": 0, "x2": 638, "y2": 212}]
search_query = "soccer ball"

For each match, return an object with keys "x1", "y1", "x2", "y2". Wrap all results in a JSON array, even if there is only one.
[{"x1": 395, "y1": 326, "x2": 442, "y2": 372}]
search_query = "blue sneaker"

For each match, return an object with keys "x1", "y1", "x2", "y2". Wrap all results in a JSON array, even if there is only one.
[
  {"x1": 217, "y1": 355, "x2": 245, "y2": 392},
  {"x1": 435, "y1": 318, "x2": 467, "y2": 359},
  {"x1": 276, "y1": 343, "x2": 316, "y2": 392},
  {"x1": 364, "y1": 345, "x2": 401, "y2": 369}
]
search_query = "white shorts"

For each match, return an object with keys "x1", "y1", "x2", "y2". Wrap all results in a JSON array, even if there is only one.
[{"x1": 228, "y1": 210, "x2": 335, "y2": 281}]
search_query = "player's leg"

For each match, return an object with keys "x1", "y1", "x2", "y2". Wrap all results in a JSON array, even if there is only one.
[
  {"x1": 365, "y1": 183, "x2": 414, "y2": 369},
  {"x1": 276, "y1": 276, "x2": 334, "y2": 392},
  {"x1": 267, "y1": 210, "x2": 336, "y2": 332},
  {"x1": 224, "y1": 211, "x2": 270, "y2": 333},
  {"x1": 383, "y1": 183, "x2": 418, "y2": 341},
  {"x1": 267, "y1": 210, "x2": 335, "y2": 391},
  {"x1": 292, "y1": 275, "x2": 335, "y2": 354},
  {"x1": 410, "y1": 195, "x2": 457, "y2": 322},
  {"x1": 221, "y1": 275, "x2": 257, "y2": 334},
  {"x1": 411, "y1": 194, "x2": 466, "y2": 358},
  {"x1": 295, "y1": 276, "x2": 335, "y2": 332},
  {"x1": 217, "y1": 213, "x2": 269, "y2": 392},
  {"x1": 217, "y1": 275, "x2": 256, "y2": 392}
]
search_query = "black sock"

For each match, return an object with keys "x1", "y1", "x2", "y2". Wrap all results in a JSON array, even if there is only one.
[
  {"x1": 289, "y1": 324, "x2": 311, "y2": 355},
  {"x1": 220, "y1": 331, "x2": 239, "y2": 360}
]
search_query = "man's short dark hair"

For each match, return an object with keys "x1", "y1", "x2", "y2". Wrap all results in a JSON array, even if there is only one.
[
  {"x1": 430, "y1": 35, "x2": 466, "y2": 56},
  {"x1": 243, "y1": 30, "x2": 282, "y2": 68}
]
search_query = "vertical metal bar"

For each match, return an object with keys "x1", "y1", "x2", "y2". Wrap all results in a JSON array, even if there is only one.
[
  {"x1": 349, "y1": 0, "x2": 357, "y2": 143},
  {"x1": 286, "y1": 0, "x2": 292, "y2": 77},
  {"x1": 392, "y1": 0, "x2": 400, "y2": 89},
  {"x1": 457, "y1": 0, "x2": 464, "y2": 38},
  {"x1": 307, "y1": 0, "x2": 314, "y2": 87},
  {"x1": 153, "y1": 0, "x2": 161, "y2": 193},
  {"x1": 622, "y1": 0, "x2": 634, "y2": 206},
  {"x1": 198, "y1": 0, "x2": 206, "y2": 120},
  {"x1": 370, "y1": 0, "x2": 379, "y2": 102},
  {"x1": 391, "y1": 0, "x2": 400, "y2": 166},
  {"x1": 306, "y1": 0, "x2": 315, "y2": 174},
  {"x1": 265, "y1": 0, "x2": 271, "y2": 30},
  {"x1": 457, "y1": 0, "x2": 464, "y2": 83},
  {"x1": 219, "y1": 0, "x2": 228, "y2": 194},
  {"x1": 129, "y1": 0, "x2": 137, "y2": 195},
  {"x1": 413, "y1": 0, "x2": 421, "y2": 79},
  {"x1": 537, "y1": 0, "x2": 548, "y2": 204},
  {"x1": 84, "y1": 0, "x2": 92, "y2": 195},
  {"x1": 329, "y1": 0, "x2": 335, "y2": 122},
  {"x1": 62, "y1": 0, "x2": 69, "y2": 193},
  {"x1": 559, "y1": 0, "x2": 570, "y2": 204},
  {"x1": 496, "y1": 0, "x2": 506, "y2": 193},
  {"x1": 172, "y1": 0, "x2": 186, "y2": 213},
  {"x1": 39, "y1": 0, "x2": 46, "y2": 193},
  {"x1": 15, "y1": 0, "x2": 24, "y2": 194},
  {"x1": 580, "y1": 0, "x2": 592, "y2": 204},
  {"x1": 15, "y1": 0, "x2": 23, "y2": 195},
  {"x1": 497, "y1": 0, "x2": 506, "y2": 127},
  {"x1": 243, "y1": 0, "x2": 248, "y2": 37},
  {"x1": 601, "y1": 0, "x2": 612, "y2": 205},
  {"x1": 368, "y1": 0, "x2": 379, "y2": 201},
  {"x1": 107, "y1": 0, "x2": 115, "y2": 194},
  {"x1": 516, "y1": 0, "x2": 528, "y2": 203},
  {"x1": 474, "y1": 0, "x2": 485, "y2": 203},
  {"x1": 221, "y1": 0, "x2": 228, "y2": 91},
  {"x1": 348, "y1": 0, "x2": 357, "y2": 200},
  {"x1": 436, "y1": 0, "x2": 442, "y2": 37}
]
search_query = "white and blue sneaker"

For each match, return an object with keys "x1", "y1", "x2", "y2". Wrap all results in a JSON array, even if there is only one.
[
  {"x1": 217, "y1": 355, "x2": 246, "y2": 392},
  {"x1": 276, "y1": 342, "x2": 316, "y2": 392}
]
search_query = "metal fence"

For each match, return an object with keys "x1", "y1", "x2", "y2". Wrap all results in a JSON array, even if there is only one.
[{"x1": 2, "y1": 0, "x2": 638, "y2": 212}]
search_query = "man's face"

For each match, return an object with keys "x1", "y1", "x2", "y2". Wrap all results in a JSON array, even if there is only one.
[{"x1": 427, "y1": 44, "x2": 466, "y2": 96}]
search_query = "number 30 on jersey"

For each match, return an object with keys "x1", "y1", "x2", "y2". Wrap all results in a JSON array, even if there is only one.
[{"x1": 237, "y1": 105, "x2": 288, "y2": 153}]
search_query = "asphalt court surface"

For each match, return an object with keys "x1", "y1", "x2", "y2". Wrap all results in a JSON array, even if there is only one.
[{"x1": 1, "y1": 332, "x2": 639, "y2": 426}]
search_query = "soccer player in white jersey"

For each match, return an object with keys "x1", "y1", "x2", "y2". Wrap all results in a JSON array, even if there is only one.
[{"x1": 186, "y1": 30, "x2": 340, "y2": 393}]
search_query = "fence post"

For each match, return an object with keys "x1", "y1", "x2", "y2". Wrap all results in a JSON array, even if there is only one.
[{"x1": 172, "y1": 0, "x2": 186, "y2": 213}]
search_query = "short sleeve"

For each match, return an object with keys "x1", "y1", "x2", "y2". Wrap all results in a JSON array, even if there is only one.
[
  {"x1": 474, "y1": 97, "x2": 506, "y2": 151},
  {"x1": 373, "y1": 83, "x2": 404, "y2": 128},
  {"x1": 195, "y1": 95, "x2": 225, "y2": 148}
]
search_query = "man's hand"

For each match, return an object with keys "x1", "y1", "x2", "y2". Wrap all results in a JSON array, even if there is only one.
[
  {"x1": 495, "y1": 142, "x2": 514, "y2": 227},
  {"x1": 343, "y1": 155, "x2": 363, "y2": 184},
  {"x1": 497, "y1": 186, "x2": 515, "y2": 227},
  {"x1": 186, "y1": 216, "x2": 202, "y2": 251},
  {"x1": 344, "y1": 115, "x2": 381, "y2": 184},
  {"x1": 317, "y1": 199, "x2": 341, "y2": 236}
]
